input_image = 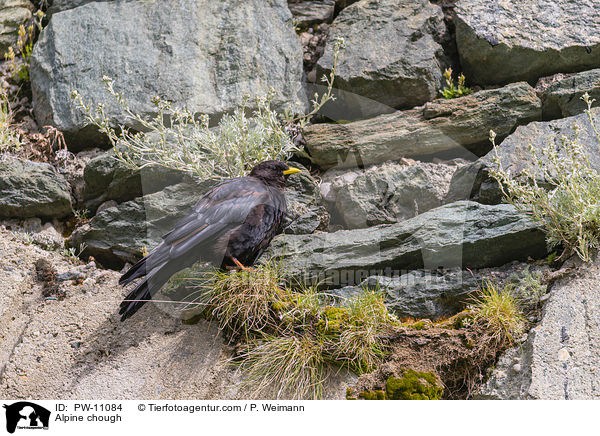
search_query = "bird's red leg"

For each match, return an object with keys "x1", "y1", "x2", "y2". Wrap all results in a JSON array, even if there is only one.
[{"x1": 231, "y1": 256, "x2": 254, "y2": 271}]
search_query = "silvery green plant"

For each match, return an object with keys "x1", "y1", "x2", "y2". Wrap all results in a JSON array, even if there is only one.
[
  {"x1": 488, "y1": 93, "x2": 600, "y2": 262},
  {"x1": 72, "y1": 37, "x2": 345, "y2": 181}
]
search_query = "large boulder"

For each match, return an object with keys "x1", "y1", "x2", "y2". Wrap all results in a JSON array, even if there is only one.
[
  {"x1": 82, "y1": 150, "x2": 187, "y2": 211},
  {"x1": 476, "y1": 256, "x2": 600, "y2": 399},
  {"x1": 0, "y1": 0, "x2": 33, "y2": 55},
  {"x1": 316, "y1": 0, "x2": 447, "y2": 119},
  {"x1": 267, "y1": 201, "x2": 548, "y2": 287},
  {"x1": 536, "y1": 69, "x2": 600, "y2": 119},
  {"x1": 31, "y1": 0, "x2": 306, "y2": 150},
  {"x1": 304, "y1": 82, "x2": 541, "y2": 169},
  {"x1": 446, "y1": 107, "x2": 600, "y2": 204},
  {"x1": 320, "y1": 160, "x2": 460, "y2": 229},
  {"x1": 454, "y1": 0, "x2": 600, "y2": 85},
  {"x1": 0, "y1": 157, "x2": 73, "y2": 219}
]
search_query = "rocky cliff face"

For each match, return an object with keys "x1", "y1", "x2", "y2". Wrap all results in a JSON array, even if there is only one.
[{"x1": 2, "y1": 0, "x2": 600, "y2": 400}]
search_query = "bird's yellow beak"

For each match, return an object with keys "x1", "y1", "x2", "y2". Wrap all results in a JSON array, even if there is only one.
[{"x1": 283, "y1": 166, "x2": 302, "y2": 175}]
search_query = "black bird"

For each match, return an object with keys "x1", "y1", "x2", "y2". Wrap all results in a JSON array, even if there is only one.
[{"x1": 118, "y1": 160, "x2": 301, "y2": 321}]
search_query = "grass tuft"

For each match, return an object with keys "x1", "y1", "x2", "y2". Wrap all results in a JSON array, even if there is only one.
[
  {"x1": 470, "y1": 280, "x2": 526, "y2": 345},
  {"x1": 0, "y1": 92, "x2": 21, "y2": 153},
  {"x1": 175, "y1": 261, "x2": 397, "y2": 399},
  {"x1": 238, "y1": 334, "x2": 326, "y2": 400},
  {"x1": 203, "y1": 261, "x2": 288, "y2": 337}
]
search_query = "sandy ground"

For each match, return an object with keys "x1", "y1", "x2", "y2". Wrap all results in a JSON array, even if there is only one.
[{"x1": 0, "y1": 228, "x2": 350, "y2": 400}]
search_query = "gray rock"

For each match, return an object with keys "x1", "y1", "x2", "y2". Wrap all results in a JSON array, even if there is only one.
[
  {"x1": 321, "y1": 160, "x2": 459, "y2": 229},
  {"x1": 267, "y1": 201, "x2": 548, "y2": 287},
  {"x1": 288, "y1": 0, "x2": 335, "y2": 27},
  {"x1": 536, "y1": 69, "x2": 600, "y2": 119},
  {"x1": 476, "y1": 255, "x2": 600, "y2": 399},
  {"x1": 82, "y1": 150, "x2": 187, "y2": 210},
  {"x1": 0, "y1": 0, "x2": 33, "y2": 55},
  {"x1": 455, "y1": 0, "x2": 600, "y2": 85},
  {"x1": 31, "y1": 0, "x2": 306, "y2": 150},
  {"x1": 283, "y1": 162, "x2": 329, "y2": 234},
  {"x1": 304, "y1": 82, "x2": 541, "y2": 169},
  {"x1": 447, "y1": 107, "x2": 600, "y2": 204},
  {"x1": 316, "y1": 0, "x2": 446, "y2": 119},
  {"x1": 0, "y1": 157, "x2": 73, "y2": 219}
]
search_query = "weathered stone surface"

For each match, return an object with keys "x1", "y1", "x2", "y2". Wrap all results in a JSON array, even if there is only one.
[
  {"x1": 304, "y1": 82, "x2": 541, "y2": 169},
  {"x1": 477, "y1": 255, "x2": 600, "y2": 399},
  {"x1": 447, "y1": 107, "x2": 600, "y2": 204},
  {"x1": 288, "y1": 0, "x2": 335, "y2": 27},
  {"x1": 82, "y1": 150, "x2": 187, "y2": 211},
  {"x1": 455, "y1": 0, "x2": 600, "y2": 85},
  {"x1": 320, "y1": 160, "x2": 460, "y2": 229},
  {"x1": 31, "y1": 0, "x2": 306, "y2": 150},
  {"x1": 0, "y1": 0, "x2": 33, "y2": 55},
  {"x1": 47, "y1": 0, "x2": 98, "y2": 14},
  {"x1": 536, "y1": 69, "x2": 600, "y2": 119},
  {"x1": 330, "y1": 262, "x2": 546, "y2": 320},
  {"x1": 267, "y1": 201, "x2": 548, "y2": 287},
  {"x1": 0, "y1": 157, "x2": 73, "y2": 219},
  {"x1": 283, "y1": 162, "x2": 329, "y2": 234},
  {"x1": 316, "y1": 0, "x2": 446, "y2": 119}
]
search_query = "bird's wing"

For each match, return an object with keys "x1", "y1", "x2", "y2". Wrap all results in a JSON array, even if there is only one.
[{"x1": 147, "y1": 177, "x2": 275, "y2": 269}]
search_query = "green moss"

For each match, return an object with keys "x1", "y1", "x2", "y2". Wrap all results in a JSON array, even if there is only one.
[
  {"x1": 386, "y1": 370, "x2": 443, "y2": 400},
  {"x1": 359, "y1": 370, "x2": 443, "y2": 400},
  {"x1": 410, "y1": 320, "x2": 428, "y2": 330},
  {"x1": 317, "y1": 307, "x2": 349, "y2": 334}
]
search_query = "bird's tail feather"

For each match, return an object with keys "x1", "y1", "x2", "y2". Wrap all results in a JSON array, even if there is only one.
[
  {"x1": 119, "y1": 256, "x2": 148, "y2": 286},
  {"x1": 118, "y1": 260, "x2": 180, "y2": 321},
  {"x1": 118, "y1": 279, "x2": 152, "y2": 321}
]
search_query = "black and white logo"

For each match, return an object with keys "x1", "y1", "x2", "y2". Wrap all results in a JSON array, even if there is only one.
[{"x1": 2, "y1": 402, "x2": 50, "y2": 434}]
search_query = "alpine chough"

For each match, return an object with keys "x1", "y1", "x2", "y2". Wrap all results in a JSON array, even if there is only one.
[{"x1": 118, "y1": 160, "x2": 301, "y2": 321}]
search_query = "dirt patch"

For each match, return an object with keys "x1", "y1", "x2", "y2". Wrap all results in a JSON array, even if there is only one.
[{"x1": 347, "y1": 314, "x2": 513, "y2": 399}]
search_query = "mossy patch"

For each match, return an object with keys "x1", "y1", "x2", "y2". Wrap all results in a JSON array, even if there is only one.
[{"x1": 356, "y1": 370, "x2": 443, "y2": 400}]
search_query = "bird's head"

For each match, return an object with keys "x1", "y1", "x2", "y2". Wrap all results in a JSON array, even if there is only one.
[{"x1": 249, "y1": 160, "x2": 302, "y2": 188}]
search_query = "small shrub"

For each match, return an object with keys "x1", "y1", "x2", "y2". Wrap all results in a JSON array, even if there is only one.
[
  {"x1": 470, "y1": 280, "x2": 526, "y2": 345},
  {"x1": 72, "y1": 37, "x2": 345, "y2": 181},
  {"x1": 440, "y1": 68, "x2": 473, "y2": 99},
  {"x1": 4, "y1": 11, "x2": 44, "y2": 83},
  {"x1": 489, "y1": 93, "x2": 600, "y2": 262},
  {"x1": 509, "y1": 266, "x2": 547, "y2": 310}
]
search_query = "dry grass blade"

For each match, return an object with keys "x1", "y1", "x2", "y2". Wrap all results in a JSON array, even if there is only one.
[
  {"x1": 238, "y1": 334, "x2": 326, "y2": 400},
  {"x1": 201, "y1": 261, "x2": 287, "y2": 336}
]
